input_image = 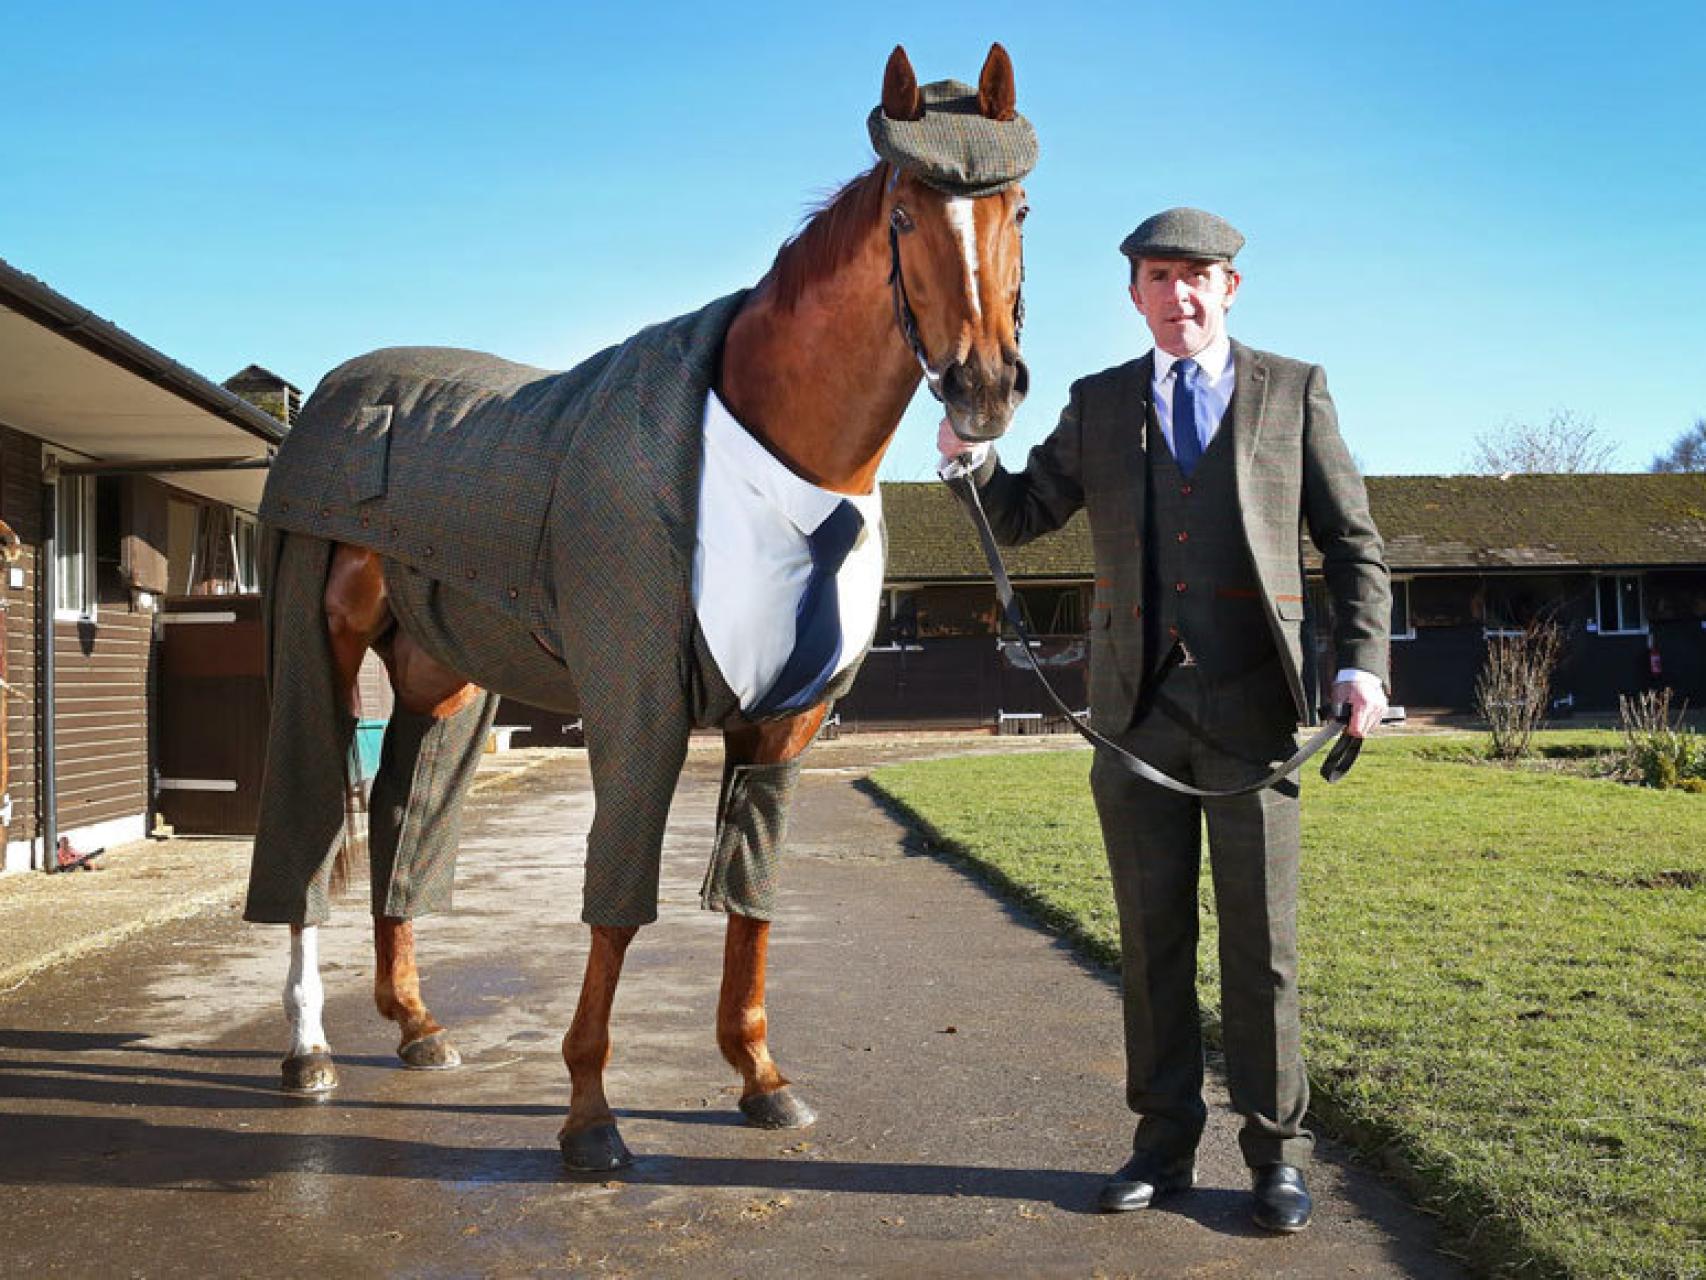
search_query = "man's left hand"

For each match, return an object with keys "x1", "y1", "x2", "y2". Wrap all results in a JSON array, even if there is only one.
[{"x1": 1332, "y1": 672, "x2": 1388, "y2": 738}]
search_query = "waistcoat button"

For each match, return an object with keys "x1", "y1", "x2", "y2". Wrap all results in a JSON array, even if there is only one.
[
  {"x1": 1180, "y1": 484, "x2": 1193, "y2": 496},
  {"x1": 1177, "y1": 531, "x2": 1189, "y2": 542},
  {"x1": 1175, "y1": 581, "x2": 1187, "y2": 593}
]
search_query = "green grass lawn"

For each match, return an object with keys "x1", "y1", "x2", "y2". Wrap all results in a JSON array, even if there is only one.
[{"x1": 870, "y1": 731, "x2": 1705, "y2": 1279}]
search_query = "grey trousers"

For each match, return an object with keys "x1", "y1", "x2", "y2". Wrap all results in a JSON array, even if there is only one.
[
  {"x1": 1089, "y1": 657, "x2": 1313, "y2": 1169},
  {"x1": 243, "y1": 531, "x2": 499, "y2": 926}
]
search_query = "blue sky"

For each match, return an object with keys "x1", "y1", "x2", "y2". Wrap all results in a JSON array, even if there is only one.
[{"x1": 6, "y1": 1, "x2": 1703, "y2": 482}]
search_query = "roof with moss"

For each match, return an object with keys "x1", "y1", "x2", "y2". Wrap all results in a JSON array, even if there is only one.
[{"x1": 879, "y1": 474, "x2": 1706, "y2": 581}]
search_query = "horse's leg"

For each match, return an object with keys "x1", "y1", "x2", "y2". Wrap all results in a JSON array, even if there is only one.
[
  {"x1": 271, "y1": 541, "x2": 390, "y2": 1094},
  {"x1": 716, "y1": 706, "x2": 826, "y2": 1129},
  {"x1": 281, "y1": 924, "x2": 337, "y2": 1094},
  {"x1": 373, "y1": 916, "x2": 459, "y2": 1069},
  {"x1": 559, "y1": 924, "x2": 640, "y2": 1170},
  {"x1": 368, "y1": 621, "x2": 487, "y2": 1069}
]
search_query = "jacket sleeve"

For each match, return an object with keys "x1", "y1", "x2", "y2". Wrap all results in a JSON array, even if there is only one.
[
  {"x1": 1299, "y1": 364, "x2": 1392, "y2": 687},
  {"x1": 970, "y1": 378, "x2": 1089, "y2": 547}
]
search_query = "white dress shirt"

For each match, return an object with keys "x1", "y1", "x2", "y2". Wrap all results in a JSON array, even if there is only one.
[
  {"x1": 694, "y1": 389, "x2": 885, "y2": 712},
  {"x1": 1151, "y1": 333, "x2": 1234, "y2": 458}
]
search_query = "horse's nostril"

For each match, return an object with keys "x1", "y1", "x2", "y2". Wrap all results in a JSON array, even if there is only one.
[
  {"x1": 1011, "y1": 358, "x2": 1030, "y2": 401},
  {"x1": 942, "y1": 362, "x2": 970, "y2": 404}
]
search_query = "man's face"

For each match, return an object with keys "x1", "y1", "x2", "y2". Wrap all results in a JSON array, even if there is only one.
[{"x1": 1128, "y1": 258, "x2": 1240, "y2": 358}]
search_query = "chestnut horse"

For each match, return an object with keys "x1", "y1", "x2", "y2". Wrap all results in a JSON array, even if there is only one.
[{"x1": 277, "y1": 44, "x2": 1031, "y2": 1169}]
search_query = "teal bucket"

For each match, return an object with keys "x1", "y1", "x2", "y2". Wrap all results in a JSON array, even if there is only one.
[{"x1": 353, "y1": 719, "x2": 387, "y2": 783}]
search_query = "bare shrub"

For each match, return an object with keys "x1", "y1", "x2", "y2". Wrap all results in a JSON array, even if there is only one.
[
  {"x1": 1474, "y1": 621, "x2": 1563, "y2": 759},
  {"x1": 1617, "y1": 688, "x2": 1706, "y2": 789}
]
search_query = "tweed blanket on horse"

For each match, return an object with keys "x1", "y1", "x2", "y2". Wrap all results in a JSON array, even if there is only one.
[{"x1": 258, "y1": 290, "x2": 868, "y2": 925}]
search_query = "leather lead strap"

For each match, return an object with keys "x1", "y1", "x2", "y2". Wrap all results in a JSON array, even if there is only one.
[{"x1": 946, "y1": 471, "x2": 1361, "y2": 797}]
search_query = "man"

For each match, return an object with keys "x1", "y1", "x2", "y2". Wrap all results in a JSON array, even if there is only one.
[{"x1": 937, "y1": 208, "x2": 1390, "y2": 1233}]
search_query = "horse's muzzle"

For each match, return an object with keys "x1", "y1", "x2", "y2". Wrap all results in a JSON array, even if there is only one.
[{"x1": 943, "y1": 352, "x2": 1029, "y2": 443}]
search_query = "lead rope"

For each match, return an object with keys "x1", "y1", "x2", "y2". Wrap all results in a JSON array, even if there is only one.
[{"x1": 945, "y1": 470, "x2": 1362, "y2": 796}]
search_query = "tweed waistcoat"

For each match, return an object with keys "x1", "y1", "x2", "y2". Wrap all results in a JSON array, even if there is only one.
[{"x1": 1144, "y1": 412, "x2": 1277, "y2": 681}]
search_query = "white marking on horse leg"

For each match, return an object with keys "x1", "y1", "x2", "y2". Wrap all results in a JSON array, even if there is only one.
[
  {"x1": 945, "y1": 197, "x2": 982, "y2": 322},
  {"x1": 285, "y1": 925, "x2": 330, "y2": 1057}
]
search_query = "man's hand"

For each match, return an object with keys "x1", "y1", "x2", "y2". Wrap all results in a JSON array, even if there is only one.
[
  {"x1": 936, "y1": 416, "x2": 990, "y2": 480},
  {"x1": 1332, "y1": 671, "x2": 1388, "y2": 738}
]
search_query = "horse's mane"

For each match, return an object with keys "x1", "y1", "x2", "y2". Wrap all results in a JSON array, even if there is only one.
[{"x1": 768, "y1": 162, "x2": 889, "y2": 311}]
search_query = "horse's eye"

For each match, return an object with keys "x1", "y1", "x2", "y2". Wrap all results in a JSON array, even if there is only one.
[
  {"x1": 890, "y1": 206, "x2": 915, "y2": 234},
  {"x1": 1016, "y1": 204, "x2": 1030, "y2": 226}
]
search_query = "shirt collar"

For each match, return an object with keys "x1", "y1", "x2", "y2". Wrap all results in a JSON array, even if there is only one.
[
  {"x1": 704, "y1": 389, "x2": 879, "y2": 536},
  {"x1": 1152, "y1": 332, "x2": 1233, "y2": 385}
]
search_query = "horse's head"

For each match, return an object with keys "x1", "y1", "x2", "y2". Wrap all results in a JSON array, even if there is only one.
[{"x1": 877, "y1": 45, "x2": 1033, "y2": 444}]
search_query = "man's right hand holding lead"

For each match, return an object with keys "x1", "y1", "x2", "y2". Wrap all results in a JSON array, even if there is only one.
[{"x1": 936, "y1": 416, "x2": 991, "y2": 481}]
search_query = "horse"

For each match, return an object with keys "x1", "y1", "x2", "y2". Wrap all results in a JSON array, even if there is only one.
[{"x1": 251, "y1": 43, "x2": 1033, "y2": 1171}]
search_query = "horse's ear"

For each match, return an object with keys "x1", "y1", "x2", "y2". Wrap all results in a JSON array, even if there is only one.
[
  {"x1": 882, "y1": 45, "x2": 924, "y2": 121},
  {"x1": 977, "y1": 42, "x2": 1016, "y2": 121}
]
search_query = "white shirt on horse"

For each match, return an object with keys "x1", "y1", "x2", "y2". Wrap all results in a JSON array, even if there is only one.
[{"x1": 694, "y1": 389, "x2": 885, "y2": 713}]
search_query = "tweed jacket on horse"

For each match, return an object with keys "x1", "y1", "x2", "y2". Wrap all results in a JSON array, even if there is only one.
[{"x1": 260, "y1": 290, "x2": 868, "y2": 925}]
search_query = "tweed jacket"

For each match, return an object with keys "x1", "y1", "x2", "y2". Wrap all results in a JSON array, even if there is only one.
[
  {"x1": 974, "y1": 340, "x2": 1389, "y2": 732},
  {"x1": 263, "y1": 290, "x2": 750, "y2": 658}
]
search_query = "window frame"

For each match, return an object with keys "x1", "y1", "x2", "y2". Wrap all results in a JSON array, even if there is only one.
[
  {"x1": 49, "y1": 454, "x2": 98, "y2": 622},
  {"x1": 1595, "y1": 572, "x2": 1646, "y2": 636},
  {"x1": 1390, "y1": 576, "x2": 1416, "y2": 641},
  {"x1": 868, "y1": 586, "x2": 924, "y2": 653},
  {"x1": 233, "y1": 511, "x2": 261, "y2": 594}
]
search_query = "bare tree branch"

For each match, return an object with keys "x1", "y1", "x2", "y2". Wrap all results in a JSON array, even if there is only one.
[{"x1": 1464, "y1": 410, "x2": 1618, "y2": 475}]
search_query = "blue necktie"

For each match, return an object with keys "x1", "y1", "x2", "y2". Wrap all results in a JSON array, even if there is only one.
[
  {"x1": 1172, "y1": 357, "x2": 1203, "y2": 478},
  {"x1": 752, "y1": 499, "x2": 865, "y2": 715}
]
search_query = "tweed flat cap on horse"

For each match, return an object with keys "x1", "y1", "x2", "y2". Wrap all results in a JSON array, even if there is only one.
[
  {"x1": 867, "y1": 78, "x2": 1038, "y2": 197},
  {"x1": 1119, "y1": 207, "x2": 1246, "y2": 263}
]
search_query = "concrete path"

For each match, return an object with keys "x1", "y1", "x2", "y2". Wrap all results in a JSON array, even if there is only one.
[{"x1": 0, "y1": 742, "x2": 1461, "y2": 1278}]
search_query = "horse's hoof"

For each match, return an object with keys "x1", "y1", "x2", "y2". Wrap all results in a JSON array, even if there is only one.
[
  {"x1": 399, "y1": 1030, "x2": 461, "y2": 1071},
  {"x1": 739, "y1": 1085, "x2": 816, "y2": 1130},
  {"x1": 281, "y1": 1051, "x2": 338, "y2": 1096},
  {"x1": 560, "y1": 1123, "x2": 634, "y2": 1172}
]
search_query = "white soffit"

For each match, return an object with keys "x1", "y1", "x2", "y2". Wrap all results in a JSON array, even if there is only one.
[{"x1": 0, "y1": 304, "x2": 272, "y2": 512}]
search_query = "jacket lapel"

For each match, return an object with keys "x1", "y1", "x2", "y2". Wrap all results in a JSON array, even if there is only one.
[
  {"x1": 1229, "y1": 340, "x2": 1270, "y2": 555},
  {"x1": 1115, "y1": 352, "x2": 1153, "y2": 493}
]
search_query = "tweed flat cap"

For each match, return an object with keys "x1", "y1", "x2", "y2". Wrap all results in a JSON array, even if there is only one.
[
  {"x1": 1119, "y1": 207, "x2": 1245, "y2": 263},
  {"x1": 868, "y1": 79, "x2": 1038, "y2": 198}
]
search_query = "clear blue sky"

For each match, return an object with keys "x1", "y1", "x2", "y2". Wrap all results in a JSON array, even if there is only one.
[{"x1": 7, "y1": 1, "x2": 1703, "y2": 481}]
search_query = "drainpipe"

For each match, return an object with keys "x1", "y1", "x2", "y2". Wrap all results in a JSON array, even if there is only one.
[{"x1": 39, "y1": 461, "x2": 57, "y2": 873}]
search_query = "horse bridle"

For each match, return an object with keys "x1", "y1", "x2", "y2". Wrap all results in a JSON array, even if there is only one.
[{"x1": 886, "y1": 198, "x2": 1024, "y2": 405}]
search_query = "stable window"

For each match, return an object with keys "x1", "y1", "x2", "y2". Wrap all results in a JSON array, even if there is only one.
[
  {"x1": 233, "y1": 512, "x2": 260, "y2": 593},
  {"x1": 871, "y1": 587, "x2": 923, "y2": 650},
  {"x1": 1596, "y1": 574, "x2": 1645, "y2": 635},
  {"x1": 54, "y1": 469, "x2": 97, "y2": 619},
  {"x1": 1482, "y1": 581, "x2": 1530, "y2": 638},
  {"x1": 1390, "y1": 578, "x2": 1415, "y2": 640}
]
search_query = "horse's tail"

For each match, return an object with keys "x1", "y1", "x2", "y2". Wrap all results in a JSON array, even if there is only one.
[{"x1": 331, "y1": 731, "x2": 370, "y2": 899}]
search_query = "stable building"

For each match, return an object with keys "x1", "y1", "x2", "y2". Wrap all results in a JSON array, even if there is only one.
[
  {"x1": 0, "y1": 258, "x2": 282, "y2": 872},
  {"x1": 833, "y1": 475, "x2": 1706, "y2": 727}
]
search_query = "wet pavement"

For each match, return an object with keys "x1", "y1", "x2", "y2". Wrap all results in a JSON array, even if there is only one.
[{"x1": 0, "y1": 740, "x2": 1462, "y2": 1278}]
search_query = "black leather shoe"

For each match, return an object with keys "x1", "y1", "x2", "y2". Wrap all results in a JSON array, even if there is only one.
[
  {"x1": 1251, "y1": 1163, "x2": 1312, "y2": 1233},
  {"x1": 1097, "y1": 1151, "x2": 1197, "y2": 1213}
]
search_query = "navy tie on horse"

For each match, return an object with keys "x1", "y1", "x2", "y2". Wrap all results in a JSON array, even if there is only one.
[
  {"x1": 1172, "y1": 357, "x2": 1203, "y2": 477},
  {"x1": 753, "y1": 500, "x2": 865, "y2": 716}
]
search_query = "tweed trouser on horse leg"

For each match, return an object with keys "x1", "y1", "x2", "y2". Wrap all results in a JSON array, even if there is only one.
[
  {"x1": 244, "y1": 529, "x2": 497, "y2": 926},
  {"x1": 366, "y1": 695, "x2": 500, "y2": 919},
  {"x1": 701, "y1": 757, "x2": 802, "y2": 920},
  {"x1": 1089, "y1": 662, "x2": 1313, "y2": 1170}
]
